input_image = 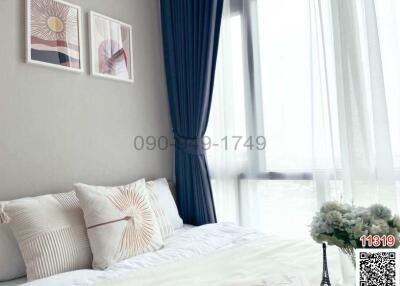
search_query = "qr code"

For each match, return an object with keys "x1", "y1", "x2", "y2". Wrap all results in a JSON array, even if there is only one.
[{"x1": 356, "y1": 249, "x2": 398, "y2": 286}]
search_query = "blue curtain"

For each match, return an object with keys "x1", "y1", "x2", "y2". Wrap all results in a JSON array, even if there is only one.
[{"x1": 160, "y1": 0, "x2": 224, "y2": 225}]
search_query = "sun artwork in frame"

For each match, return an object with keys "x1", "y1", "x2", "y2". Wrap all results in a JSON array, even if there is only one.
[{"x1": 26, "y1": 0, "x2": 83, "y2": 72}]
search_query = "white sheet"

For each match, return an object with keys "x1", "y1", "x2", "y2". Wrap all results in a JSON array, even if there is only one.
[{"x1": 21, "y1": 223, "x2": 342, "y2": 286}]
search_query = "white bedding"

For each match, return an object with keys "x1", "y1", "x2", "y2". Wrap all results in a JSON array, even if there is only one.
[{"x1": 10, "y1": 223, "x2": 343, "y2": 286}]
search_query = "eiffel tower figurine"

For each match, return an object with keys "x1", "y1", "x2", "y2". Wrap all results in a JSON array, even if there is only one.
[{"x1": 320, "y1": 243, "x2": 332, "y2": 286}]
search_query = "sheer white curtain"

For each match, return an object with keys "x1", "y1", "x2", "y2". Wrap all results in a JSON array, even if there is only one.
[
  {"x1": 207, "y1": 0, "x2": 248, "y2": 224},
  {"x1": 207, "y1": 0, "x2": 265, "y2": 225},
  {"x1": 207, "y1": 0, "x2": 400, "y2": 239},
  {"x1": 311, "y1": 0, "x2": 399, "y2": 211}
]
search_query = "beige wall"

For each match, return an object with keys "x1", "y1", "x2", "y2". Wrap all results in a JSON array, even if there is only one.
[{"x1": 0, "y1": 0, "x2": 172, "y2": 200}]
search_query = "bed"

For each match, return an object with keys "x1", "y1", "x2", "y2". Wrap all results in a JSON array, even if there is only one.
[{"x1": 1, "y1": 223, "x2": 344, "y2": 286}]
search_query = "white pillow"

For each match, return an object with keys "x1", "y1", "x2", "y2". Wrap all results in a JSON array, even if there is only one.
[
  {"x1": 0, "y1": 192, "x2": 92, "y2": 281},
  {"x1": 0, "y1": 224, "x2": 25, "y2": 282},
  {"x1": 75, "y1": 179, "x2": 163, "y2": 270},
  {"x1": 151, "y1": 178, "x2": 183, "y2": 229},
  {"x1": 145, "y1": 181, "x2": 174, "y2": 240}
]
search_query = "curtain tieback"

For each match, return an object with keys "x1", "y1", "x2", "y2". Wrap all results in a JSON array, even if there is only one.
[{"x1": 174, "y1": 134, "x2": 205, "y2": 155}]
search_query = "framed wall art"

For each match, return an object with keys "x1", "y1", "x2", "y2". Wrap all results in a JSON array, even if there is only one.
[
  {"x1": 89, "y1": 11, "x2": 134, "y2": 83},
  {"x1": 26, "y1": 0, "x2": 83, "y2": 72}
]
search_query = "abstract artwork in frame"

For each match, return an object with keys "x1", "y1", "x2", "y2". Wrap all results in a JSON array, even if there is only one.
[
  {"x1": 26, "y1": 0, "x2": 83, "y2": 72},
  {"x1": 89, "y1": 12, "x2": 134, "y2": 83}
]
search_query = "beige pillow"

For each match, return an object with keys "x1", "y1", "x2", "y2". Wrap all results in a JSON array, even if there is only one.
[
  {"x1": 0, "y1": 191, "x2": 92, "y2": 281},
  {"x1": 146, "y1": 180, "x2": 174, "y2": 240},
  {"x1": 75, "y1": 179, "x2": 163, "y2": 270}
]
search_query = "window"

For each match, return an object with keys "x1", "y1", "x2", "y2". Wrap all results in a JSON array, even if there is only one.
[
  {"x1": 207, "y1": 0, "x2": 400, "y2": 240},
  {"x1": 237, "y1": 0, "x2": 325, "y2": 239},
  {"x1": 258, "y1": 0, "x2": 313, "y2": 171}
]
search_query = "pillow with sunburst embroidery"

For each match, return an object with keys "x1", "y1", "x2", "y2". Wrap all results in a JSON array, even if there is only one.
[{"x1": 74, "y1": 179, "x2": 163, "y2": 270}]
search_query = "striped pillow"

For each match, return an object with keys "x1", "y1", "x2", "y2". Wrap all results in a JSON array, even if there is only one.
[
  {"x1": 0, "y1": 191, "x2": 92, "y2": 281},
  {"x1": 146, "y1": 180, "x2": 174, "y2": 240}
]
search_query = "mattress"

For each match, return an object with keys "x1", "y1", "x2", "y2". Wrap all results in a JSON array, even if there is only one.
[{"x1": 3, "y1": 223, "x2": 343, "y2": 286}]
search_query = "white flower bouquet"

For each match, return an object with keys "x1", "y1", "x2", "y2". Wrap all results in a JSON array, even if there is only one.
[{"x1": 311, "y1": 202, "x2": 400, "y2": 267}]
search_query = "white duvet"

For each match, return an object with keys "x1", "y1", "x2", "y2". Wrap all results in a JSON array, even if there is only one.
[{"x1": 23, "y1": 223, "x2": 343, "y2": 286}]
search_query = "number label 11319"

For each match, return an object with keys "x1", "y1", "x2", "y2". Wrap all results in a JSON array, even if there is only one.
[{"x1": 359, "y1": 235, "x2": 396, "y2": 248}]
